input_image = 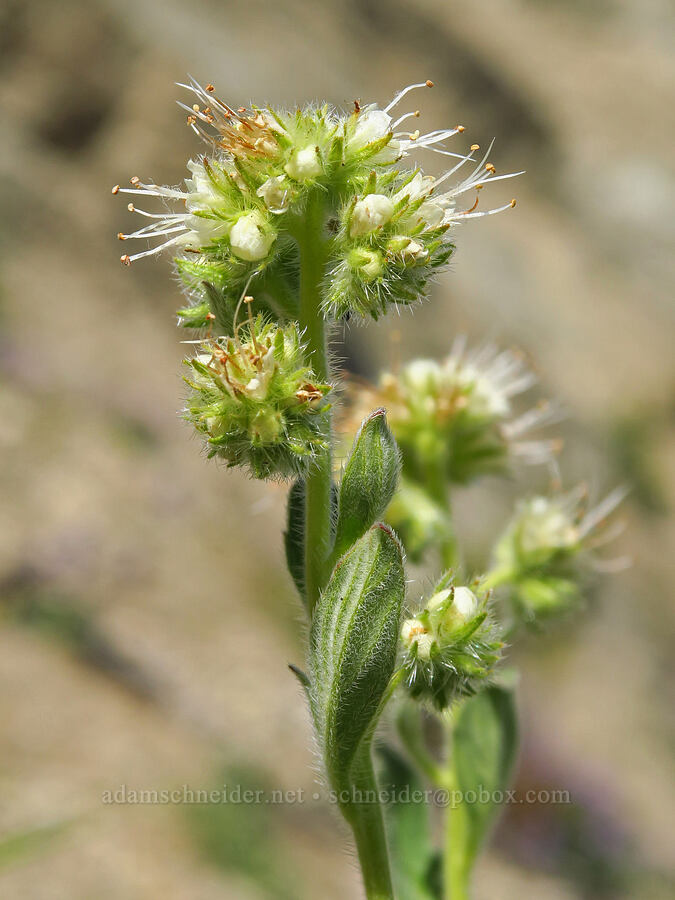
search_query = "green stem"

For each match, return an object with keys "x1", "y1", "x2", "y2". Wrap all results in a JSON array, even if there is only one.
[
  {"x1": 442, "y1": 714, "x2": 470, "y2": 900},
  {"x1": 444, "y1": 769, "x2": 470, "y2": 900},
  {"x1": 342, "y1": 746, "x2": 395, "y2": 900},
  {"x1": 295, "y1": 191, "x2": 332, "y2": 614}
]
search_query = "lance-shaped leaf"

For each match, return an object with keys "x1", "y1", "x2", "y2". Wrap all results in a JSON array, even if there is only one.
[
  {"x1": 284, "y1": 479, "x2": 338, "y2": 606},
  {"x1": 333, "y1": 409, "x2": 401, "y2": 560},
  {"x1": 284, "y1": 479, "x2": 307, "y2": 600},
  {"x1": 452, "y1": 686, "x2": 518, "y2": 872},
  {"x1": 310, "y1": 523, "x2": 404, "y2": 795}
]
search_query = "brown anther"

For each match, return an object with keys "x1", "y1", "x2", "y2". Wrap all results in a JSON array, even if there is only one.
[
  {"x1": 111, "y1": 184, "x2": 120, "y2": 195},
  {"x1": 120, "y1": 254, "x2": 131, "y2": 266},
  {"x1": 476, "y1": 183, "x2": 484, "y2": 190},
  {"x1": 425, "y1": 80, "x2": 434, "y2": 87},
  {"x1": 117, "y1": 232, "x2": 125, "y2": 240},
  {"x1": 130, "y1": 176, "x2": 140, "y2": 185},
  {"x1": 456, "y1": 125, "x2": 465, "y2": 132},
  {"x1": 237, "y1": 106, "x2": 246, "y2": 114},
  {"x1": 470, "y1": 143, "x2": 480, "y2": 151},
  {"x1": 187, "y1": 115, "x2": 196, "y2": 125},
  {"x1": 354, "y1": 99, "x2": 361, "y2": 113},
  {"x1": 485, "y1": 163, "x2": 496, "y2": 173},
  {"x1": 205, "y1": 312, "x2": 216, "y2": 321},
  {"x1": 127, "y1": 203, "x2": 135, "y2": 212},
  {"x1": 205, "y1": 83, "x2": 215, "y2": 92},
  {"x1": 510, "y1": 198, "x2": 517, "y2": 208}
]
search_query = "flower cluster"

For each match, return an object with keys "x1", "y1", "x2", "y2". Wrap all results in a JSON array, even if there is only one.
[
  {"x1": 115, "y1": 79, "x2": 519, "y2": 324},
  {"x1": 353, "y1": 339, "x2": 559, "y2": 487},
  {"x1": 488, "y1": 486, "x2": 627, "y2": 623},
  {"x1": 400, "y1": 576, "x2": 503, "y2": 710},
  {"x1": 183, "y1": 313, "x2": 330, "y2": 478}
]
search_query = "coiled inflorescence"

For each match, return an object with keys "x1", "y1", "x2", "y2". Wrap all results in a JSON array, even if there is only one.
[
  {"x1": 400, "y1": 575, "x2": 503, "y2": 710},
  {"x1": 115, "y1": 79, "x2": 519, "y2": 324},
  {"x1": 184, "y1": 312, "x2": 330, "y2": 478}
]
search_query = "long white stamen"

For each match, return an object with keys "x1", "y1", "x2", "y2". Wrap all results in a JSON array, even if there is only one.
[{"x1": 384, "y1": 81, "x2": 433, "y2": 114}]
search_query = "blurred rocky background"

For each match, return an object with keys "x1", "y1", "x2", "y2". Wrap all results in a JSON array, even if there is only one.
[{"x1": 0, "y1": 0, "x2": 673, "y2": 897}]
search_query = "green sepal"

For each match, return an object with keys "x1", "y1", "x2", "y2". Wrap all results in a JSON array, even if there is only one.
[
  {"x1": 176, "y1": 300, "x2": 211, "y2": 329},
  {"x1": 452, "y1": 686, "x2": 518, "y2": 872},
  {"x1": 333, "y1": 409, "x2": 401, "y2": 559},
  {"x1": 309, "y1": 524, "x2": 405, "y2": 796}
]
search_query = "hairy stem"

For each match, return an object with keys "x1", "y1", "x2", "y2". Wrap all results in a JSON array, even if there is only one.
[
  {"x1": 443, "y1": 717, "x2": 470, "y2": 900},
  {"x1": 296, "y1": 191, "x2": 332, "y2": 614},
  {"x1": 342, "y1": 746, "x2": 395, "y2": 900}
]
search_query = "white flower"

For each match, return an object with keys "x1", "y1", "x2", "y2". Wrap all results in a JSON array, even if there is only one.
[
  {"x1": 349, "y1": 107, "x2": 392, "y2": 149},
  {"x1": 229, "y1": 211, "x2": 275, "y2": 261},
  {"x1": 256, "y1": 176, "x2": 291, "y2": 214},
  {"x1": 350, "y1": 193, "x2": 395, "y2": 236},
  {"x1": 346, "y1": 105, "x2": 401, "y2": 162},
  {"x1": 285, "y1": 144, "x2": 322, "y2": 181},
  {"x1": 452, "y1": 586, "x2": 479, "y2": 620}
]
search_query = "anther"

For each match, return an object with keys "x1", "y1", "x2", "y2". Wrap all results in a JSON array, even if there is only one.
[
  {"x1": 409, "y1": 129, "x2": 420, "y2": 140},
  {"x1": 485, "y1": 163, "x2": 496, "y2": 173},
  {"x1": 205, "y1": 84, "x2": 215, "y2": 92},
  {"x1": 130, "y1": 176, "x2": 140, "y2": 185},
  {"x1": 425, "y1": 80, "x2": 434, "y2": 87},
  {"x1": 414, "y1": 110, "x2": 420, "y2": 117},
  {"x1": 470, "y1": 144, "x2": 480, "y2": 151},
  {"x1": 192, "y1": 104, "x2": 200, "y2": 112},
  {"x1": 111, "y1": 184, "x2": 120, "y2": 195},
  {"x1": 120, "y1": 254, "x2": 131, "y2": 266},
  {"x1": 510, "y1": 198, "x2": 517, "y2": 208},
  {"x1": 127, "y1": 203, "x2": 135, "y2": 212},
  {"x1": 117, "y1": 232, "x2": 125, "y2": 240},
  {"x1": 456, "y1": 125, "x2": 465, "y2": 132}
]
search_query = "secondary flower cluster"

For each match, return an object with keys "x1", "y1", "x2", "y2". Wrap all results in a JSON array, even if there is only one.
[
  {"x1": 400, "y1": 576, "x2": 503, "y2": 709},
  {"x1": 115, "y1": 79, "x2": 519, "y2": 323},
  {"x1": 488, "y1": 486, "x2": 627, "y2": 623},
  {"x1": 353, "y1": 339, "x2": 559, "y2": 486},
  {"x1": 183, "y1": 313, "x2": 330, "y2": 478}
]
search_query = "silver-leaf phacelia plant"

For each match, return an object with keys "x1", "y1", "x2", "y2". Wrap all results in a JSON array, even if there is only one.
[{"x1": 116, "y1": 78, "x2": 625, "y2": 900}]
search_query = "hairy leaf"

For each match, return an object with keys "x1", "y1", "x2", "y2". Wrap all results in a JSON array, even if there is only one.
[
  {"x1": 334, "y1": 409, "x2": 401, "y2": 559},
  {"x1": 452, "y1": 686, "x2": 518, "y2": 868},
  {"x1": 310, "y1": 524, "x2": 404, "y2": 794}
]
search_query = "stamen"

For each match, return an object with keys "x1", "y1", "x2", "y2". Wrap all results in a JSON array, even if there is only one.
[{"x1": 384, "y1": 80, "x2": 434, "y2": 114}]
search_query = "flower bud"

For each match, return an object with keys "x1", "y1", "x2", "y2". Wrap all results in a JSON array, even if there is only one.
[
  {"x1": 229, "y1": 211, "x2": 276, "y2": 261},
  {"x1": 184, "y1": 315, "x2": 331, "y2": 478},
  {"x1": 348, "y1": 247, "x2": 385, "y2": 281},
  {"x1": 349, "y1": 194, "x2": 395, "y2": 236},
  {"x1": 256, "y1": 176, "x2": 292, "y2": 214},
  {"x1": 401, "y1": 577, "x2": 502, "y2": 710},
  {"x1": 284, "y1": 144, "x2": 323, "y2": 181},
  {"x1": 387, "y1": 235, "x2": 429, "y2": 263}
]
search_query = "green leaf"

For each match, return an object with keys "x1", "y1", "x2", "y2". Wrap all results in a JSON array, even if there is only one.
[
  {"x1": 284, "y1": 478, "x2": 306, "y2": 600},
  {"x1": 284, "y1": 479, "x2": 337, "y2": 606},
  {"x1": 452, "y1": 686, "x2": 518, "y2": 870},
  {"x1": 309, "y1": 524, "x2": 404, "y2": 795},
  {"x1": 334, "y1": 409, "x2": 401, "y2": 559},
  {"x1": 378, "y1": 744, "x2": 439, "y2": 900}
]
